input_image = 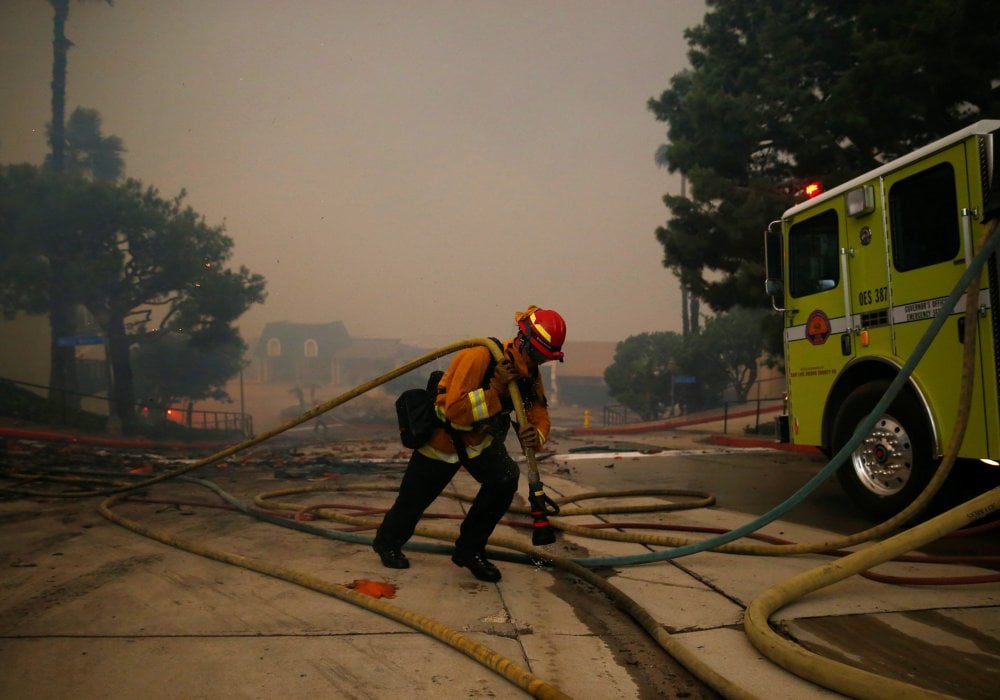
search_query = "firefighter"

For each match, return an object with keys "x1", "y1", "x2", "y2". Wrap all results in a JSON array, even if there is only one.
[{"x1": 373, "y1": 306, "x2": 567, "y2": 582}]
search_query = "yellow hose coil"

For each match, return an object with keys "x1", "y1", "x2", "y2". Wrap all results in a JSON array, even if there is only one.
[
  {"x1": 98, "y1": 490, "x2": 571, "y2": 700},
  {"x1": 744, "y1": 486, "x2": 999, "y2": 700}
]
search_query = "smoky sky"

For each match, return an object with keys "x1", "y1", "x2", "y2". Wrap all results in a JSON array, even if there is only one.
[{"x1": 0, "y1": 0, "x2": 706, "y2": 346}]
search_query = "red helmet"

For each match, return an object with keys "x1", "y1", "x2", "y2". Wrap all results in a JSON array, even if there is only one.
[{"x1": 518, "y1": 308, "x2": 566, "y2": 362}]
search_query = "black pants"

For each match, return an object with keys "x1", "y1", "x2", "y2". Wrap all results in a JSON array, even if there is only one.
[{"x1": 374, "y1": 440, "x2": 519, "y2": 556}]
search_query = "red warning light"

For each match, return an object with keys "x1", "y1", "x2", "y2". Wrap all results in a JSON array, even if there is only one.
[{"x1": 804, "y1": 181, "x2": 823, "y2": 198}]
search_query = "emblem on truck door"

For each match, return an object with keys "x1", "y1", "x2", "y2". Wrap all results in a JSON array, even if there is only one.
[{"x1": 806, "y1": 309, "x2": 831, "y2": 345}]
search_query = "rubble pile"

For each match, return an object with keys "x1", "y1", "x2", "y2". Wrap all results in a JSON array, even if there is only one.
[{"x1": 0, "y1": 435, "x2": 411, "y2": 485}]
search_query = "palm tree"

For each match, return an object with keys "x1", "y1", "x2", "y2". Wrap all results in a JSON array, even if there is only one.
[
  {"x1": 47, "y1": 0, "x2": 70, "y2": 174},
  {"x1": 45, "y1": 0, "x2": 114, "y2": 417},
  {"x1": 47, "y1": 0, "x2": 114, "y2": 174},
  {"x1": 47, "y1": 107, "x2": 126, "y2": 182}
]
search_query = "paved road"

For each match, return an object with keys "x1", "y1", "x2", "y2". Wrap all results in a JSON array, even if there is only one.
[{"x1": 549, "y1": 429, "x2": 999, "y2": 559}]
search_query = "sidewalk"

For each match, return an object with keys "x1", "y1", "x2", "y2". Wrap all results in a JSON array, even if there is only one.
[{"x1": 1, "y1": 432, "x2": 997, "y2": 698}]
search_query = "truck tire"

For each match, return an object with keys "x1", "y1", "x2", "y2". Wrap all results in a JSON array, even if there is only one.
[{"x1": 831, "y1": 379, "x2": 937, "y2": 521}]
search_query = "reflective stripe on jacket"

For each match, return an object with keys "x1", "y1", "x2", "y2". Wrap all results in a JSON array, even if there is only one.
[{"x1": 416, "y1": 339, "x2": 550, "y2": 462}]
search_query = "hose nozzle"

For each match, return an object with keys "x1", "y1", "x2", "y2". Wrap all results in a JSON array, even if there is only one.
[{"x1": 528, "y1": 486, "x2": 560, "y2": 546}]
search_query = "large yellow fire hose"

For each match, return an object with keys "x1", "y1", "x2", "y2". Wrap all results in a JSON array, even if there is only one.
[
  {"x1": 14, "y1": 306, "x2": 995, "y2": 700},
  {"x1": 149, "y1": 228, "x2": 1000, "y2": 699},
  {"x1": 744, "y1": 486, "x2": 999, "y2": 700},
  {"x1": 6, "y1": 222, "x2": 998, "y2": 698},
  {"x1": 97, "y1": 487, "x2": 572, "y2": 700}
]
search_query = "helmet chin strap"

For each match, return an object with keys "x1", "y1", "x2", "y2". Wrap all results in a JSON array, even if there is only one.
[{"x1": 515, "y1": 331, "x2": 530, "y2": 353}]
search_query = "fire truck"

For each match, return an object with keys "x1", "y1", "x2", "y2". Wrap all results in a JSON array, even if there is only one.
[{"x1": 764, "y1": 120, "x2": 1000, "y2": 518}]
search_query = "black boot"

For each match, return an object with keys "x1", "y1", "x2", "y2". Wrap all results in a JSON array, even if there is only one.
[
  {"x1": 451, "y1": 551, "x2": 500, "y2": 582},
  {"x1": 374, "y1": 544, "x2": 409, "y2": 569}
]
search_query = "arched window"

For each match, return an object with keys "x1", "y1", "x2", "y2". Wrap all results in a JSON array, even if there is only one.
[
  {"x1": 304, "y1": 339, "x2": 319, "y2": 358},
  {"x1": 266, "y1": 338, "x2": 281, "y2": 357}
]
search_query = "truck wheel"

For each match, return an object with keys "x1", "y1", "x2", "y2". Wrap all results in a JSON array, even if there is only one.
[{"x1": 831, "y1": 379, "x2": 937, "y2": 521}]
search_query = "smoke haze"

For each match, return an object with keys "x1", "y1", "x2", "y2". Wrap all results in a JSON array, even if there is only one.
[{"x1": 0, "y1": 0, "x2": 706, "y2": 347}]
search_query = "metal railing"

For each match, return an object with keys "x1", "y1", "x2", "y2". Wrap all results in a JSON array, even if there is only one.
[
  {"x1": 600, "y1": 396, "x2": 784, "y2": 434},
  {"x1": 140, "y1": 403, "x2": 253, "y2": 436},
  {"x1": 603, "y1": 404, "x2": 632, "y2": 425},
  {"x1": 0, "y1": 377, "x2": 253, "y2": 438}
]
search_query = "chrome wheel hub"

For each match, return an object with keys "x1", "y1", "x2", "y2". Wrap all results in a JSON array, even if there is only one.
[{"x1": 850, "y1": 414, "x2": 912, "y2": 496}]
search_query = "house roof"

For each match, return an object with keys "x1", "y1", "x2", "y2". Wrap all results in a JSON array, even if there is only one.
[
  {"x1": 254, "y1": 321, "x2": 351, "y2": 356},
  {"x1": 250, "y1": 322, "x2": 617, "y2": 379}
]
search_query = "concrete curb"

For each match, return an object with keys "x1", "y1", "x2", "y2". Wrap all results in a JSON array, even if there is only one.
[
  {"x1": 566, "y1": 405, "x2": 782, "y2": 435},
  {"x1": 707, "y1": 433, "x2": 822, "y2": 453}
]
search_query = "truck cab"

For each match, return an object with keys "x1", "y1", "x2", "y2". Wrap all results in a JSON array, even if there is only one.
[{"x1": 765, "y1": 120, "x2": 1000, "y2": 518}]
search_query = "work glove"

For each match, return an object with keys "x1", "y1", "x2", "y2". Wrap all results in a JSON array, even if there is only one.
[
  {"x1": 517, "y1": 422, "x2": 540, "y2": 451},
  {"x1": 490, "y1": 357, "x2": 517, "y2": 396}
]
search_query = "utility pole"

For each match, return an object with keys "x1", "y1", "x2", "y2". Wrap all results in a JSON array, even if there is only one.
[
  {"x1": 681, "y1": 286, "x2": 689, "y2": 335},
  {"x1": 680, "y1": 173, "x2": 689, "y2": 336}
]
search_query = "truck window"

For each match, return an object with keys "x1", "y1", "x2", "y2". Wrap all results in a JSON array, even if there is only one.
[
  {"x1": 788, "y1": 209, "x2": 840, "y2": 297},
  {"x1": 889, "y1": 162, "x2": 959, "y2": 271}
]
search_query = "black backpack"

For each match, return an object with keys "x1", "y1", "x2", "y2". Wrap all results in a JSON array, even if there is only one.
[
  {"x1": 395, "y1": 369, "x2": 447, "y2": 449},
  {"x1": 394, "y1": 339, "x2": 502, "y2": 450}
]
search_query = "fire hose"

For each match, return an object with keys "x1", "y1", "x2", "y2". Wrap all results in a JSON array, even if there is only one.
[{"x1": 4, "y1": 222, "x2": 998, "y2": 698}]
